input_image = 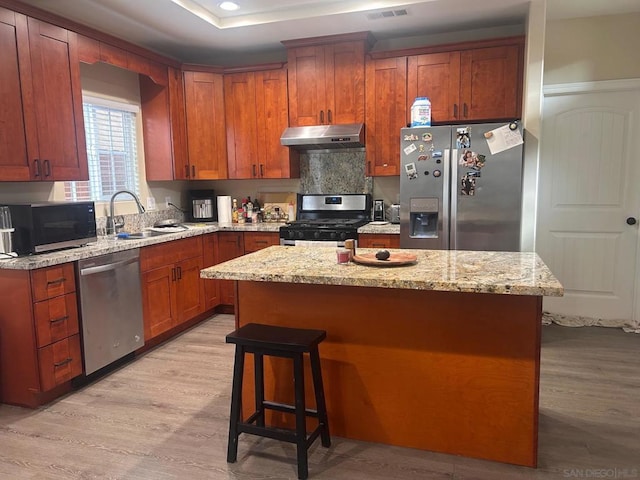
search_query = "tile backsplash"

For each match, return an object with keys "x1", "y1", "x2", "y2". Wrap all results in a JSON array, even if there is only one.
[{"x1": 96, "y1": 208, "x2": 185, "y2": 235}]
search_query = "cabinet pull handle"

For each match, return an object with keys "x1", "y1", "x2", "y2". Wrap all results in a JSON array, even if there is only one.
[
  {"x1": 54, "y1": 358, "x2": 73, "y2": 368},
  {"x1": 256, "y1": 240, "x2": 268, "y2": 245},
  {"x1": 463, "y1": 103, "x2": 468, "y2": 118},
  {"x1": 50, "y1": 315, "x2": 69, "y2": 324},
  {"x1": 172, "y1": 267, "x2": 176, "y2": 281},
  {"x1": 367, "y1": 161, "x2": 371, "y2": 176},
  {"x1": 191, "y1": 165, "x2": 196, "y2": 178},
  {"x1": 185, "y1": 165, "x2": 190, "y2": 178},
  {"x1": 237, "y1": 236, "x2": 241, "y2": 248},
  {"x1": 328, "y1": 109, "x2": 332, "y2": 124},
  {"x1": 260, "y1": 164, "x2": 264, "y2": 177},
  {"x1": 252, "y1": 164, "x2": 257, "y2": 177},
  {"x1": 453, "y1": 104, "x2": 458, "y2": 118},
  {"x1": 47, "y1": 277, "x2": 66, "y2": 286},
  {"x1": 320, "y1": 110, "x2": 324, "y2": 124},
  {"x1": 177, "y1": 266, "x2": 182, "y2": 280},
  {"x1": 44, "y1": 159, "x2": 51, "y2": 177},
  {"x1": 34, "y1": 159, "x2": 41, "y2": 177}
]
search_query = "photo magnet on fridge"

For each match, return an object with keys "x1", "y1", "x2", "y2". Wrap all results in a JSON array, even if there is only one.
[
  {"x1": 456, "y1": 127, "x2": 471, "y2": 148},
  {"x1": 460, "y1": 172, "x2": 476, "y2": 196}
]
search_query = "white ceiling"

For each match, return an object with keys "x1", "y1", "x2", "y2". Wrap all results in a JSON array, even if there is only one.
[{"x1": 15, "y1": 0, "x2": 640, "y2": 65}]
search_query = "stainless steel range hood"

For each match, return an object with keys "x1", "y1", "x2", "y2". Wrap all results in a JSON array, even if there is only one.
[{"x1": 280, "y1": 123, "x2": 364, "y2": 150}]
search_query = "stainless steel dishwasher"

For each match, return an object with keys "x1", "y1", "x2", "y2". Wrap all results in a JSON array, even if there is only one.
[{"x1": 77, "y1": 248, "x2": 144, "y2": 375}]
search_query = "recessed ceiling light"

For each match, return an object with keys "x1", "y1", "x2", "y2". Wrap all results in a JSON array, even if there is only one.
[{"x1": 219, "y1": 1, "x2": 239, "y2": 11}]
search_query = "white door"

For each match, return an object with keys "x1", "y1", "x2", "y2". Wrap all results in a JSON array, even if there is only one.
[{"x1": 537, "y1": 81, "x2": 640, "y2": 327}]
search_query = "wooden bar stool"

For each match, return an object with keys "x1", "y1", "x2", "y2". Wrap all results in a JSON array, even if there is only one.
[{"x1": 226, "y1": 323, "x2": 331, "y2": 480}]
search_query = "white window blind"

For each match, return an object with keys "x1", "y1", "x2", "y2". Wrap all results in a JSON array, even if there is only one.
[{"x1": 65, "y1": 97, "x2": 140, "y2": 202}]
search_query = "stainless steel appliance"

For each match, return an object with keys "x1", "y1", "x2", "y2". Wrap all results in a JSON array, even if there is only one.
[
  {"x1": 279, "y1": 194, "x2": 371, "y2": 246},
  {"x1": 373, "y1": 199, "x2": 385, "y2": 221},
  {"x1": 77, "y1": 249, "x2": 144, "y2": 375},
  {"x1": 400, "y1": 122, "x2": 523, "y2": 251},
  {"x1": 4, "y1": 201, "x2": 96, "y2": 255},
  {"x1": 187, "y1": 189, "x2": 217, "y2": 222},
  {"x1": 280, "y1": 123, "x2": 365, "y2": 150},
  {"x1": 389, "y1": 204, "x2": 400, "y2": 224},
  {"x1": 0, "y1": 206, "x2": 15, "y2": 258}
]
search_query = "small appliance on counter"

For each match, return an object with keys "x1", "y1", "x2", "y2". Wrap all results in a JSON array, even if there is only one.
[
  {"x1": 5, "y1": 201, "x2": 96, "y2": 255},
  {"x1": 373, "y1": 199, "x2": 385, "y2": 221},
  {"x1": 187, "y1": 189, "x2": 217, "y2": 223}
]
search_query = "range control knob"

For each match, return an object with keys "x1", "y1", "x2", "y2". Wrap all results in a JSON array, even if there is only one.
[
  {"x1": 330, "y1": 231, "x2": 337, "y2": 239},
  {"x1": 314, "y1": 231, "x2": 320, "y2": 239},
  {"x1": 340, "y1": 232, "x2": 347, "y2": 240},
  {"x1": 297, "y1": 231, "x2": 304, "y2": 240}
]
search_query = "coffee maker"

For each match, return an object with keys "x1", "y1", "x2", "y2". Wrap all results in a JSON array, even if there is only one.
[
  {"x1": 187, "y1": 190, "x2": 217, "y2": 222},
  {"x1": 373, "y1": 199, "x2": 385, "y2": 221}
]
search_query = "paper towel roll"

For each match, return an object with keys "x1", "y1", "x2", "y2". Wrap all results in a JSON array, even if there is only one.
[{"x1": 217, "y1": 196, "x2": 232, "y2": 224}]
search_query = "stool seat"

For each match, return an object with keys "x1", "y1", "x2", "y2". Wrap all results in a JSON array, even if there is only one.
[
  {"x1": 225, "y1": 323, "x2": 331, "y2": 480},
  {"x1": 226, "y1": 323, "x2": 326, "y2": 352}
]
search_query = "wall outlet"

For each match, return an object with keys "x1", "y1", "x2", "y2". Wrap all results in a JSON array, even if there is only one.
[
  {"x1": 165, "y1": 196, "x2": 172, "y2": 209},
  {"x1": 147, "y1": 197, "x2": 156, "y2": 211}
]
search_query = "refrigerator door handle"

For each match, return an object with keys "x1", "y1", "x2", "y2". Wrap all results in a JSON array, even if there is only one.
[{"x1": 449, "y1": 148, "x2": 458, "y2": 249}]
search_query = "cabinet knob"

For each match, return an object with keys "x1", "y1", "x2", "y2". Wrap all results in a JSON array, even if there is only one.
[{"x1": 627, "y1": 217, "x2": 637, "y2": 225}]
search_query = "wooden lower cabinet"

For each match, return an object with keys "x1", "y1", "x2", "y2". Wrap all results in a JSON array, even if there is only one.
[
  {"x1": 243, "y1": 232, "x2": 280, "y2": 253},
  {"x1": 0, "y1": 263, "x2": 83, "y2": 407},
  {"x1": 358, "y1": 234, "x2": 400, "y2": 249},
  {"x1": 202, "y1": 233, "x2": 221, "y2": 310},
  {"x1": 140, "y1": 236, "x2": 205, "y2": 341},
  {"x1": 217, "y1": 232, "x2": 245, "y2": 305}
]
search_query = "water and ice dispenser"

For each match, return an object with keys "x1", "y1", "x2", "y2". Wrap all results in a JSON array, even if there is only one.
[{"x1": 409, "y1": 198, "x2": 439, "y2": 238}]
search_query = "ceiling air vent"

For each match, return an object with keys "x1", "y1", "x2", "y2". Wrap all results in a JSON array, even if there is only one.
[{"x1": 367, "y1": 9, "x2": 409, "y2": 20}]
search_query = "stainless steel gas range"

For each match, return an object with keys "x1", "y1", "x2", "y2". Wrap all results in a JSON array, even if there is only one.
[{"x1": 279, "y1": 194, "x2": 371, "y2": 246}]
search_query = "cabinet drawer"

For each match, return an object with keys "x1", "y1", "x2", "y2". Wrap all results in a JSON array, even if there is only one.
[
  {"x1": 140, "y1": 236, "x2": 203, "y2": 271},
  {"x1": 38, "y1": 334, "x2": 83, "y2": 391},
  {"x1": 31, "y1": 263, "x2": 76, "y2": 302},
  {"x1": 359, "y1": 234, "x2": 400, "y2": 249},
  {"x1": 34, "y1": 293, "x2": 80, "y2": 348},
  {"x1": 243, "y1": 232, "x2": 280, "y2": 253}
]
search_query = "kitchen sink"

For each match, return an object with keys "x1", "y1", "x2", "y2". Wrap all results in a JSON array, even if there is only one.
[{"x1": 116, "y1": 231, "x2": 163, "y2": 240}]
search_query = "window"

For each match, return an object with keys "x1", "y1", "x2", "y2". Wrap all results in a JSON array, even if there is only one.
[{"x1": 65, "y1": 96, "x2": 140, "y2": 202}]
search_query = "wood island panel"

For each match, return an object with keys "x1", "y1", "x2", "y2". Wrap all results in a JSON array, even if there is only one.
[{"x1": 234, "y1": 280, "x2": 542, "y2": 467}]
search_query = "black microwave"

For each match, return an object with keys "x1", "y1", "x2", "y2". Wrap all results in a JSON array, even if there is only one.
[{"x1": 4, "y1": 201, "x2": 97, "y2": 255}]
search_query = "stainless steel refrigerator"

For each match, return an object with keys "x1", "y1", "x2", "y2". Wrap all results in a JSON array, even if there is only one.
[{"x1": 400, "y1": 122, "x2": 523, "y2": 251}]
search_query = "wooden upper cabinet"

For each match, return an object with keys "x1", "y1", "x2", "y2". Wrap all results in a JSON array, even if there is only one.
[
  {"x1": 407, "y1": 52, "x2": 461, "y2": 124},
  {"x1": 225, "y1": 67, "x2": 298, "y2": 179},
  {"x1": 0, "y1": 10, "x2": 87, "y2": 182},
  {"x1": 183, "y1": 70, "x2": 228, "y2": 180},
  {"x1": 27, "y1": 18, "x2": 88, "y2": 181},
  {"x1": 0, "y1": 7, "x2": 32, "y2": 181},
  {"x1": 285, "y1": 33, "x2": 369, "y2": 126},
  {"x1": 365, "y1": 56, "x2": 407, "y2": 177},
  {"x1": 459, "y1": 44, "x2": 522, "y2": 121}
]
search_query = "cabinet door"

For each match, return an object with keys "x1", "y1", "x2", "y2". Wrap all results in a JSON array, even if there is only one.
[
  {"x1": 325, "y1": 41, "x2": 365, "y2": 125},
  {"x1": 37, "y1": 334, "x2": 83, "y2": 391},
  {"x1": 183, "y1": 71, "x2": 228, "y2": 179},
  {"x1": 175, "y1": 256, "x2": 204, "y2": 324},
  {"x1": 255, "y1": 69, "x2": 299, "y2": 178},
  {"x1": 141, "y1": 264, "x2": 177, "y2": 340},
  {"x1": 407, "y1": 52, "x2": 461, "y2": 124},
  {"x1": 202, "y1": 233, "x2": 221, "y2": 310},
  {"x1": 0, "y1": 8, "x2": 33, "y2": 181},
  {"x1": 365, "y1": 57, "x2": 407, "y2": 177},
  {"x1": 33, "y1": 293, "x2": 79, "y2": 348},
  {"x1": 287, "y1": 45, "x2": 326, "y2": 126},
  {"x1": 217, "y1": 232, "x2": 244, "y2": 305},
  {"x1": 168, "y1": 66, "x2": 189, "y2": 180},
  {"x1": 225, "y1": 72, "x2": 258, "y2": 179},
  {"x1": 460, "y1": 45, "x2": 521, "y2": 121},
  {"x1": 27, "y1": 18, "x2": 88, "y2": 181}
]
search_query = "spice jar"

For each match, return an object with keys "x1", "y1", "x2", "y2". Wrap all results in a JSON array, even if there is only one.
[{"x1": 344, "y1": 239, "x2": 356, "y2": 261}]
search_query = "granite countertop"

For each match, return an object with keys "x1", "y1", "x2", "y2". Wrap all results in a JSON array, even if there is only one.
[
  {"x1": 201, "y1": 245, "x2": 564, "y2": 296},
  {"x1": 358, "y1": 223, "x2": 400, "y2": 234},
  {"x1": 0, "y1": 222, "x2": 284, "y2": 271}
]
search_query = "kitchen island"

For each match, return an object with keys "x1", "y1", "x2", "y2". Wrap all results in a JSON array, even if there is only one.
[{"x1": 201, "y1": 246, "x2": 563, "y2": 467}]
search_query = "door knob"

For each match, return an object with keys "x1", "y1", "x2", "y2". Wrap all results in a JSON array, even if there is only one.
[{"x1": 627, "y1": 217, "x2": 637, "y2": 225}]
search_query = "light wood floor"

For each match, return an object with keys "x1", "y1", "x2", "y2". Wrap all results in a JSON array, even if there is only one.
[{"x1": 1, "y1": 314, "x2": 638, "y2": 479}]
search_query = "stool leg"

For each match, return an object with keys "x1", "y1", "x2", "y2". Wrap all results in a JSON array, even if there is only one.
[
  {"x1": 254, "y1": 353, "x2": 265, "y2": 427},
  {"x1": 227, "y1": 345, "x2": 245, "y2": 463},
  {"x1": 293, "y1": 353, "x2": 308, "y2": 480},
  {"x1": 310, "y1": 347, "x2": 331, "y2": 447}
]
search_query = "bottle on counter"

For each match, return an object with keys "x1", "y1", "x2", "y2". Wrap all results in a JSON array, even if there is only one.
[
  {"x1": 246, "y1": 197, "x2": 253, "y2": 223},
  {"x1": 237, "y1": 208, "x2": 245, "y2": 224},
  {"x1": 287, "y1": 201, "x2": 295, "y2": 222},
  {"x1": 232, "y1": 198, "x2": 239, "y2": 223},
  {"x1": 344, "y1": 239, "x2": 356, "y2": 261}
]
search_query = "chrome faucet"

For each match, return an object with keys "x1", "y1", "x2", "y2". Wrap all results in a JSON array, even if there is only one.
[{"x1": 106, "y1": 190, "x2": 146, "y2": 235}]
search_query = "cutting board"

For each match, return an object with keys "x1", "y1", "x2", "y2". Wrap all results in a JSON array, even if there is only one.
[{"x1": 352, "y1": 252, "x2": 417, "y2": 267}]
